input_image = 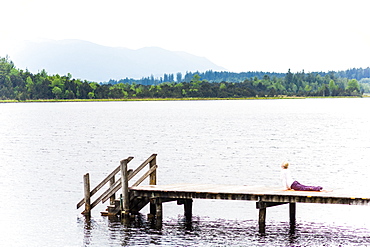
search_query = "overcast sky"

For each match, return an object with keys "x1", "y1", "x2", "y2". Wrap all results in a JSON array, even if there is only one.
[{"x1": 1, "y1": 0, "x2": 369, "y2": 73}]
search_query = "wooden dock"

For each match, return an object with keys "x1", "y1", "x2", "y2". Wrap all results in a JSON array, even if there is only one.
[{"x1": 77, "y1": 154, "x2": 370, "y2": 232}]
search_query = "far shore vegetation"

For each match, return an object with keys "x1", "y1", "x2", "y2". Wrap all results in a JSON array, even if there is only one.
[
  {"x1": 1, "y1": 95, "x2": 368, "y2": 104},
  {"x1": 1, "y1": 56, "x2": 369, "y2": 102}
]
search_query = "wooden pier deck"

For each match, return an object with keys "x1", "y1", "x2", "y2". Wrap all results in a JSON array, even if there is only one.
[
  {"x1": 130, "y1": 183, "x2": 370, "y2": 232},
  {"x1": 77, "y1": 154, "x2": 370, "y2": 232},
  {"x1": 131, "y1": 183, "x2": 370, "y2": 206}
]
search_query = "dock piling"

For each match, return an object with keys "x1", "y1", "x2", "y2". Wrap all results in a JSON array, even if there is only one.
[
  {"x1": 83, "y1": 173, "x2": 91, "y2": 216},
  {"x1": 155, "y1": 197, "x2": 163, "y2": 228},
  {"x1": 258, "y1": 207, "x2": 266, "y2": 233},
  {"x1": 149, "y1": 198, "x2": 156, "y2": 219},
  {"x1": 184, "y1": 199, "x2": 193, "y2": 221},
  {"x1": 289, "y1": 202, "x2": 296, "y2": 224},
  {"x1": 120, "y1": 159, "x2": 130, "y2": 218}
]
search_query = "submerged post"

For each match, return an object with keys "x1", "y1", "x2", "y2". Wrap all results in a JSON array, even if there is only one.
[
  {"x1": 289, "y1": 202, "x2": 296, "y2": 224},
  {"x1": 258, "y1": 207, "x2": 266, "y2": 233},
  {"x1": 155, "y1": 197, "x2": 163, "y2": 228},
  {"x1": 83, "y1": 173, "x2": 91, "y2": 216},
  {"x1": 184, "y1": 199, "x2": 193, "y2": 221},
  {"x1": 120, "y1": 159, "x2": 130, "y2": 217}
]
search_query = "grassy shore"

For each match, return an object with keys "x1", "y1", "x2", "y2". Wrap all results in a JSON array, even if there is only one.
[{"x1": 0, "y1": 95, "x2": 365, "y2": 103}]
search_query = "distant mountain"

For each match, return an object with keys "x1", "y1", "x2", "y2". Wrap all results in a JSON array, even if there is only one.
[{"x1": 11, "y1": 39, "x2": 225, "y2": 82}]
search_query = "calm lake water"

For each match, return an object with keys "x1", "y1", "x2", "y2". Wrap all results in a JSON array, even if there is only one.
[{"x1": 1, "y1": 98, "x2": 370, "y2": 246}]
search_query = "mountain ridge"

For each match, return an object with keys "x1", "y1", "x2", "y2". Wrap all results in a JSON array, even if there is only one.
[{"x1": 11, "y1": 39, "x2": 225, "y2": 82}]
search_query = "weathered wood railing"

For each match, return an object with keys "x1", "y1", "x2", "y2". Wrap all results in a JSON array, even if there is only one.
[{"x1": 76, "y1": 154, "x2": 157, "y2": 216}]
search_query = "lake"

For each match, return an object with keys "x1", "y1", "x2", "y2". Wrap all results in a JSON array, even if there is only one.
[{"x1": 1, "y1": 98, "x2": 370, "y2": 246}]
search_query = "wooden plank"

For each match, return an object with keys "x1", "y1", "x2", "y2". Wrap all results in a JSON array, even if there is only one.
[
  {"x1": 256, "y1": 201, "x2": 288, "y2": 209},
  {"x1": 132, "y1": 164, "x2": 158, "y2": 187},
  {"x1": 101, "y1": 181, "x2": 122, "y2": 204},
  {"x1": 132, "y1": 184, "x2": 370, "y2": 198},
  {"x1": 76, "y1": 156, "x2": 133, "y2": 209},
  {"x1": 129, "y1": 154, "x2": 157, "y2": 181},
  {"x1": 130, "y1": 184, "x2": 370, "y2": 206},
  {"x1": 100, "y1": 170, "x2": 134, "y2": 204}
]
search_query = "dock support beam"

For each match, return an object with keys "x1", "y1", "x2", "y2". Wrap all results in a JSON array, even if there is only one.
[
  {"x1": 258, "y1": 207, "x2": 266, "y2": 233},
  {"x1": 120, "y1": 159, "x2": 130, "y2": 218},
  {"x1": 149, "y1": 199, "x2": 156, "y2": 219},
  {"x1": 83, "y1": 173, "x2": 91, "y2": 216},
  {"x1": 177, "y1": 199, "x2": 193, "y2": 221},
  {"x1": 289, "y1": 202, "x2": 296, "y2": 224},
  {"x1": 184, "y1": 199, "x2": 193, "y2": 221},
  {"x1": 256, "y1": 201, "x2": 289, "y2": 233},
  {"x1": 155, "y1": 198, "x2": 163, "y2": 228}
]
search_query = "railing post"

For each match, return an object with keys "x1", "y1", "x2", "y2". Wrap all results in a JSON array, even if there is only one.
[
  {"x1": 120, "y1": 159, "x2": 130, "y2": 217},
  {"x1": 109, "y1": 175, "x2": 116, "y2": 205},
  {"x1": 149, "y1": 154, "x2": 157, "y2": 185},
  {"x1": 149, "y1": 155, "x2": 157, "y2": 219},
  {"x1": 83, "y1": 173, "x2": 91, "y2": 216}
]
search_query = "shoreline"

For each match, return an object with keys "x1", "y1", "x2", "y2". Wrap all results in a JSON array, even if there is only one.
[{"x1": 0, "y1": 95, "x2": 365, "y2": 103}]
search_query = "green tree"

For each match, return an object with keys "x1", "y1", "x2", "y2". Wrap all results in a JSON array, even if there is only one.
[
  {"x1": 25, "y1": 76, "x2": 34, "y2": 98},
  {"x1": 176, "y1": 72, "x2": 182, "y2": 82},
  {"x1": 346, "y1": 79, "x2": 360, "y2": 94},
  {"x1": 285, "y1": 69, "x2": 293, "y2": 85},
  {"x1": 328, "y1": 80, "x2": 338, "y2": 96},
  {"x1": 52, "y1": 86, "x2": 63, "y2": 98},
  {"x1": 304, "y1": 85, "x2": 312, "y2": 93}
]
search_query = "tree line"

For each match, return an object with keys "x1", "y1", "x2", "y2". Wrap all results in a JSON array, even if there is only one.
[
  {"x1": 107, "y1": 68, "x2": 370, "y2": 85},
  {"x1": 0, "y1": 56, "x2": 368, "y2": 101}
]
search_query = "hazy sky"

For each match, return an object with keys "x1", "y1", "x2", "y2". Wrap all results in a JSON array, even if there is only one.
[{"x1": 1, "y1": 0, "x2": 369, "y2": 73}]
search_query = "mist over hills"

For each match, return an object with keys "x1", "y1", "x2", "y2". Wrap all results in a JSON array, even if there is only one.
[{"x1": 11, "y1": 39, "x2": 225, "y2": 82}]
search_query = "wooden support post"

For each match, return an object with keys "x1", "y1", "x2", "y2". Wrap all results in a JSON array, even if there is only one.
[
  {"x1": 258, "y1": 207, "x2": 266, "y2": 233},
  {"x1": 184, "y1": 199, "x2": 193, "y2": 221},
  {"x1": 155, "y1": 198, "x2": 163, "y2": 228},
  {"x1": 120, "y1": 159, "x2": 130, "y2": 217},
  {"x1": 150, "y1": 200, "x2": 156, "y2": 215},
  {"x1": 109, "y1": 175, "x2": 116, "y2": 205},
  {"x1": 289, "y1": 202, "x2": 296, "y2": 224},
  {"x1": 256, "y1": 201, "x2": 289, "y2": 233},
  {"x1": 83, "y1": 173, "x2": 91, "y2": 216},
  {"x1": 149, "y1": 155, "x2": 157, "y2": 185}
]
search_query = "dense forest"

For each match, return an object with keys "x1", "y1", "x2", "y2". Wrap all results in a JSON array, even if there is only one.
[
  {"x1": 107, "y1": 68, "x2": 370, "y2": 85},
  {"x1": 0, "y1": 56, "x2": 369, "y2": 101}
]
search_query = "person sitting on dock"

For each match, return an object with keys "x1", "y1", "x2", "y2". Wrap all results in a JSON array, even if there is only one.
[{"x1": 281, "y1": 162, "x2": 323, "y2": 191}]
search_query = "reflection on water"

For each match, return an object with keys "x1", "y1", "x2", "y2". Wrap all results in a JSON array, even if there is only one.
[
  {"x1": 79, "y1": 213, "x2": 370, "y2": 246},
  {"x1": 1, "y1": 99, "x2": 370, "y2": 246}
]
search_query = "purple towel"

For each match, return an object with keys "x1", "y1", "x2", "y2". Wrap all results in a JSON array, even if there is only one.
[{"x1": 291, "y1": 181, "x2": 322, "y2": 191}]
